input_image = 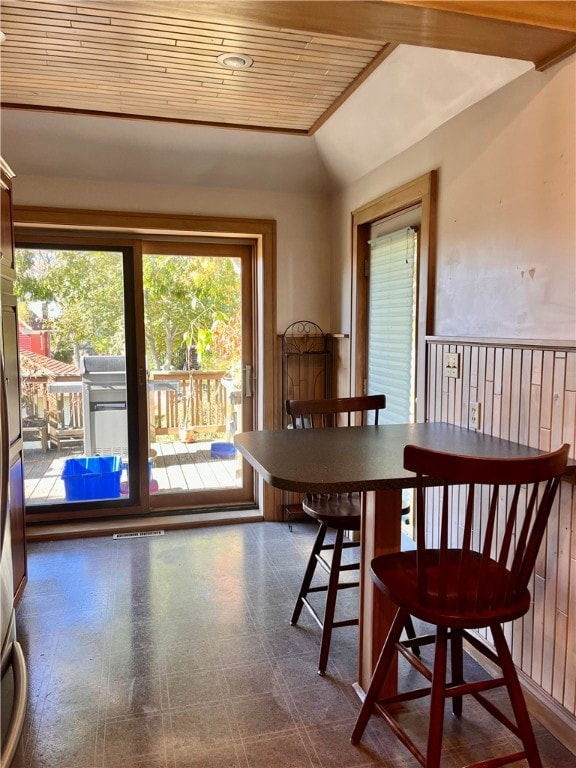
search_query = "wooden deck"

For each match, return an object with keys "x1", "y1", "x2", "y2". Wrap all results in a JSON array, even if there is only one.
[{"x1": 23, "y1": 438, "x2": 240, "y2": 505}]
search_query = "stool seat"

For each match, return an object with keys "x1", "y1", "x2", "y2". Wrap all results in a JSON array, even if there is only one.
[
  {"x1": 372, "y1": 549, "x2": 532, "y2": 628},
  {"x1": 302, "y1": 493, "x2": 361, "y2": 529}
]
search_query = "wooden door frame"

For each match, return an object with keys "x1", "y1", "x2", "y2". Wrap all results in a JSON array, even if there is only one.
[
  {"x1": 351, "y1": 171, "x2": 437, "y2": 422},
  {"x1": 13, "y1": 206, "x2": 278, "y2": 519}
]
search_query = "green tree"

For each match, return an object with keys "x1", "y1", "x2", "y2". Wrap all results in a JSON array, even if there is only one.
[
  {"x1": 47, "y1": 250, "x2": 125, "y2": 363},
  {"x1": 143, "y1": 255, "x2": 190, "y2": 370},
  {"x1": 15, "y1": 249, "x2": 242, "y2": 370},
  {"x1": 14, "y1": 249, "x2": 57, "y2": 326},
  {"x1": 143, "y1": 254, "x2": 240, "y2": 370}
]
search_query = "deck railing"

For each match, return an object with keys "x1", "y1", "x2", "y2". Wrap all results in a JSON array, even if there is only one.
[
  {"x1": 21, "y1": 369, "x2": 233, "y2": 448},
  {"x1": 148, "y1": 370, "x2": 230, "y2": 438}
]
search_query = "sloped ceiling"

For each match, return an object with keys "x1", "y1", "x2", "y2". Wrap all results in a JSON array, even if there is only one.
[
  {"x1": 3, "y1": 0, "x2": 565, "y2": 192},
  {"x1": 314, "y1": 46, "x2": 532, "y2": 187},
  {"x1": 2, "y1": 1, "x2": 573, "y2": 134},
  {"x1": 0, "y1": 44, "x2": 533, "y2": 192}
]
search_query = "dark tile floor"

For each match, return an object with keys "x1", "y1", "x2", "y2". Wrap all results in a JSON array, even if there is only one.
[{"x1": 11, "y1": 521, "x2": 576, "y2": 768}]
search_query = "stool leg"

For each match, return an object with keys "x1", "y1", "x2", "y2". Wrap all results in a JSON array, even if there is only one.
[
  {"x1": 351, "y1": 608, "x2": 407, "y2": 744},
  {"x1": 491, "y1": 623, "x2": 543, "y2": 768},
  {"x1": 318, "y1": 528, "x2": 345, "y2": 675},
  {"x1": 291, "y1": 523, "x2": 327, "y2": 626},
  {"x1": 403, "y1": 614, "x2": 421, "y2": 658},
  {"x1": 450, "y1": 628, "x2": 463, "y2": 717},
  {"x1": 426, "y1": 625, "x2": 448, "y2": 768}
]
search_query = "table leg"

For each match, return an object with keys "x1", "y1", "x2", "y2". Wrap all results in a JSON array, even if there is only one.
[{"x1": 357, "y1": 488, "x2": 402, "y2": 695}]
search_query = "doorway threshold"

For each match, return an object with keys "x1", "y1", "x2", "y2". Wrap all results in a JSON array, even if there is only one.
[{"x1": 26, "y1": 508, "x2": 263, "y2": 541}]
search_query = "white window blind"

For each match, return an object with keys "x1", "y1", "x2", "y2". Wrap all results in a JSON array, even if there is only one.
[{"x1": 367, "y1": 227, "x2": 417, "y2": 425}]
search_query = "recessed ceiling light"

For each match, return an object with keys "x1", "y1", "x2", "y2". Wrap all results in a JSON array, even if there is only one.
[{"x1": 217, "y1": 52, "x2": 253, "y2": 70}]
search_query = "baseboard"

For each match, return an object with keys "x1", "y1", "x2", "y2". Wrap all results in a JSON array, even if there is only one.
[
  {"x1": 463, "y1": 636, "x2": 576, "y2": 756},
  {"x1": 518, "y1": 670, "x2": 576, "y2": 755},
  {"x1": 26, "y1": 509, "x2": 264, "y2": 541}
]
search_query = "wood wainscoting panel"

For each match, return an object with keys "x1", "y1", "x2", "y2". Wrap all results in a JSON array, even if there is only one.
[{"x1": 426, "y1": 337, "x2": 576, "y2": 745}]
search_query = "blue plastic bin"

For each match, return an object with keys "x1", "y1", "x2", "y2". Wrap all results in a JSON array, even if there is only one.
[
  {"x1": 210, "y1": 442, "x2": 236, "y2": 459},
  {"x1": 62, "y1": 455, "x2": 123, "y2": 502}
]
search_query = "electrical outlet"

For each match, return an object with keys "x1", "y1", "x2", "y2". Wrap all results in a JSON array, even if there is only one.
[
  {"x1": 444, "y1": 352, "x2": 460, "y2": 379},
  {"x1": 469, "y1": 401, "x2": 481, "y2": 430}
]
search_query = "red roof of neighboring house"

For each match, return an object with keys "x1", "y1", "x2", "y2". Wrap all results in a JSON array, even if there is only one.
[
  {"x1": 19, "y1": 321, "x2": 51, "y2": 356},
  {"x1": 20, "y1": 351, "x2": 80, "y2": 378}
]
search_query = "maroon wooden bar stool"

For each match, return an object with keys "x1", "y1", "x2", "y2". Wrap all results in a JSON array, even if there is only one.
[
  {"x1": 351, "y1": 442, "x2": 570, "y2": 768},
  {"x1": 286, "y1": 395, "x2": 418, "y2": 676}
]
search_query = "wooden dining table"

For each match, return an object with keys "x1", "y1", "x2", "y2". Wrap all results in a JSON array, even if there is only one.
[{"x1": 234, "y1": 421, "x2": 572, "y2": 694}]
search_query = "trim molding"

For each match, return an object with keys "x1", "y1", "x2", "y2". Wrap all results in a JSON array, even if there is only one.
[
  {"x1": 352, "y1": 170, "x2": 438, "y2": 421},
  {"x1": 427, "y1": 335, "x2": 576, "y2": 350}
]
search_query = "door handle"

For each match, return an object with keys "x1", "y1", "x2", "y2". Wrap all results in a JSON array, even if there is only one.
[{"x1": 243, "y1": 365, "x2": 253, "y2": 398}]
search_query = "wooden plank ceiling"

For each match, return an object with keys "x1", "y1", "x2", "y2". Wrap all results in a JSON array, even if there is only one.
[{"x1": 1, "y1": 1, "x2": 575, "y2": 135}]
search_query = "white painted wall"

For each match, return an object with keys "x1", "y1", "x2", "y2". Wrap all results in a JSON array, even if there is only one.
[
  {"x1": 330, "y1": 55, "x2": 576, "y2": 341},
  {"x1": 315, "y1": 45, "x2": 531, "y2": 188},
  {"x1": 10, "y1": 175, "x2": 331, "y2": 335}
]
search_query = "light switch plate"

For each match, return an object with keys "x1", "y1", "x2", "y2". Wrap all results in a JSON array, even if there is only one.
[{"x1": 444, "y1": 352, "x2": 460, "y2": 379}]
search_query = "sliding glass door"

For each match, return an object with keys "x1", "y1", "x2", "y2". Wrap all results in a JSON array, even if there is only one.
[
  {"x1": 16, "y1": 244, "x2": 136, "y2": 512},
  {"x1": 15, "y1": 238, "x2": 255, "y2": 521},
  {"x1": 142, "y1": 242, "x2": 254, "y2": 512}
]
